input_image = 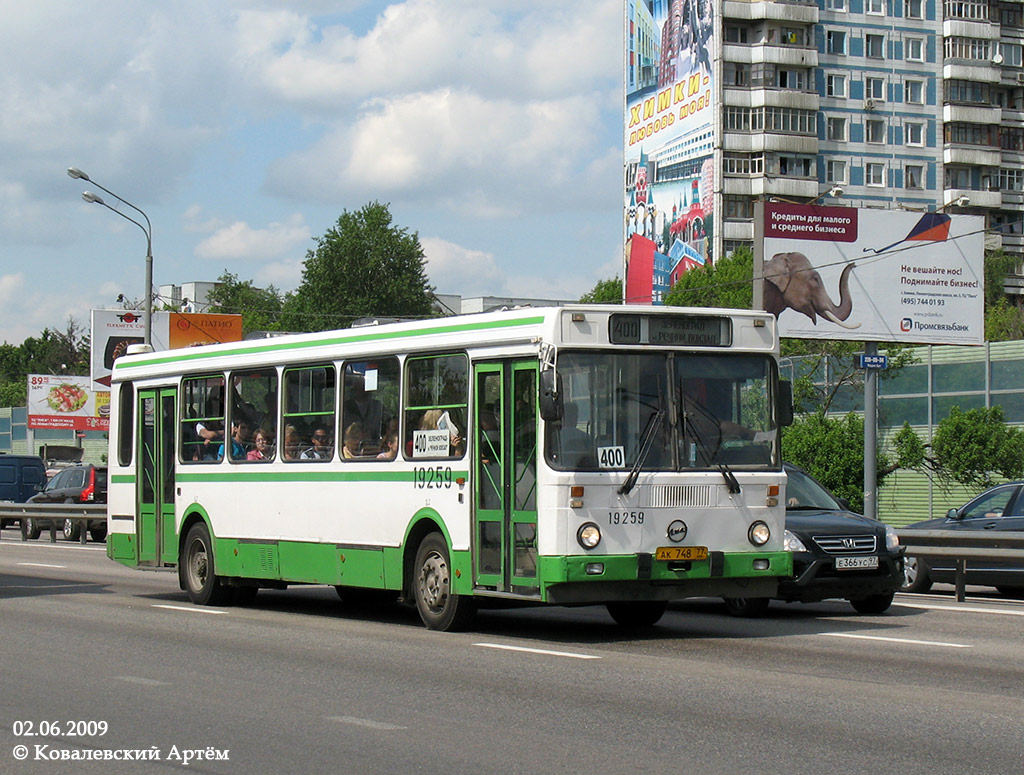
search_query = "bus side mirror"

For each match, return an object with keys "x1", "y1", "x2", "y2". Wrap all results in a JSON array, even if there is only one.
[
  {"x1": 539, "y1": 370, "x2": 563, "y2": 422},
  {"x1": 778, "y1": 380, "x2": 794, "y2": 427}
]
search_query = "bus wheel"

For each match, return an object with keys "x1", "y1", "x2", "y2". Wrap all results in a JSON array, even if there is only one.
[
  {"x1": 413, "y1": 533, "x2": 475, "y2": 631},
  {"x1": 181, "y1": 523, "x2": 232, "y2": 606},
  {"x1": 606, "y1": 601, "x2": 667, "y2": 628}
]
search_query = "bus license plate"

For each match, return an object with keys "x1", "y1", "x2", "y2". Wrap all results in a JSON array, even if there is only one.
[
  {"x1": 835, "y1": 556, "x2": 879, "y2": 570},
  {"x1": 655, "y1": 546, "x2": 708, "y2": 561}
]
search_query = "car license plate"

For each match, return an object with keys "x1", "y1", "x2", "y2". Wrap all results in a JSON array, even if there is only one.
[
  {"x1": 655, "y1": 546, "x2": 708, "y2": 561},
  {"x1": 835, "y1": 556, "x2": 879, "y2": 570}
]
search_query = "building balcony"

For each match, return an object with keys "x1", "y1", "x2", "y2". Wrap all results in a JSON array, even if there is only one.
[
  {"x1": 723, "y1": 43, "x2": 818, "y2": 68},
  {"x1": 721, "y1": 219, "x2": 755, "y2": 241},
  {"x1": 943, "y1": 186, "x2": 1002, "y2": 208},
  {"x1": 722, "y1": 0, "x2": 818, "y2": 23},
  {"x1": 722, "y1": 175, "x2": 819, "y2": 199},
  {"x1": 722, "y1": 86, "x2": 819, "y2": 110},
  {"x1": 943, "y1": 20, "x2": 1000, "y2": 39},
  {"x1": 723, "y1": 132, "x2": 818, "y2": 154},
  {"x1": 944, "y1": 145, "x2": 1003, "y2": 166},
  {"x1": 943, "y1": 103, "x2": 1004, "y2": 124},
  {"x1": 943, "y1": 62, "x2": 1001, "y2": 83}
]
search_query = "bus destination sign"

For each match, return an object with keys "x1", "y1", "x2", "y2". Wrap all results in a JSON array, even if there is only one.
[{"x1": 609, "y1": 314, "x2": 732, "y2": 347}]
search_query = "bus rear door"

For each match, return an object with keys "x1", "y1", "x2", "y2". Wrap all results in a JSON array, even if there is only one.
[{"x1": 137, "y1": 388, "x2": 177, "y2": 566}]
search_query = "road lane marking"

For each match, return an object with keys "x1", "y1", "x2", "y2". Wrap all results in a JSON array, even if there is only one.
[
  {"x1": 151, "y1": 604, "x2": 229, "y2": 615},
  {"x1": 821, "y1": 632, "x2": 971, "y2": 648},
  {"x1": 473, "y1": 643, "x2": 601, "y2": 660},
  {"x1": 16, "y1": 562, "x2": 66, "y2": 569},
  {"x1": 117, "y1": 676, "x2": 169, "y2": 686},
  {"x1": 327, "y1": 716, "x2": 406, "y2": 731},
  {"x1": 896, "y1": 601, "x2": 1024, "y2": 617}
]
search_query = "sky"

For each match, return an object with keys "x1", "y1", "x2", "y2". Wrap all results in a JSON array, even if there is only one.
[{"x1": 0, "y1": 0, "x2": 624, "y2": 344}]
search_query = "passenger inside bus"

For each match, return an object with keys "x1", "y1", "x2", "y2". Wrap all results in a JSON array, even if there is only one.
[
  {"x1": 342, "y1": 422, "x2": 367, "y2": 459},
  {"x1": 344, "y1": 374, "x2": 387, "y2": 440},
  {"x1": 376, "y1": 429, "x2": 399, "y2": 460},
  {"x1": 283, "y1": 425, "x2": 304, "y2": 461},
  {"x1": 217, "y1": 420, "x2": 251, "y2": 461},
  {"x1": 548, "y1": 401, "x2": 595, "y2": 468},
  {"x1": 247, "y1": 430, "x2": 275, "y2": 462},
  {"x1": 301, "y1": 426, "x2": 333, "y2": 460}
]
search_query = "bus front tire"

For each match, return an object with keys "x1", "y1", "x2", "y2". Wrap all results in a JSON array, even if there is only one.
[
  {"x1": 181, "y1": 523, "x2": 232, "y2": 606},
  {"x1": 413, "y1": 533, "x2": 475, "y2": 631},
  {"x1": 606, "y1": 601, "x2": 668, "y2": 628}
]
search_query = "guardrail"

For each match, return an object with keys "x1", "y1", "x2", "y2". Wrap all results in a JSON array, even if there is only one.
[
  {"x1": 897, "y1": 528, "x2": 1024, "y2": 602},
  {"x1": 0, "y1": 503, "x2": 106, "y2": 545}
]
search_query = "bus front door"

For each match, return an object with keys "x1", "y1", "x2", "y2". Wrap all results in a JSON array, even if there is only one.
[
  {"x1": 473, "y1": 361, "x2": 539, "y2": 596},
  {"x1": 137, "y1": 388, "x2": 177, "y2": 566}
]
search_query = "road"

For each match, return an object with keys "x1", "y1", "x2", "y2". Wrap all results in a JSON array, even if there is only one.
[{"x1": 2, "y1": 530, "x2": 1022, "y2": 775}]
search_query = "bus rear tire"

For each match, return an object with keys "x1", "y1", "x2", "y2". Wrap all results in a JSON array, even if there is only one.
[
  {"x1": 413, "y1": 533, "x2": 475, "y2": 631},
  {"x1": 181, "y1": 523, "x2": 232, "y2": 606},
  {"x1": 606, "y1": 600, "x2": 667, "y2": 628}
]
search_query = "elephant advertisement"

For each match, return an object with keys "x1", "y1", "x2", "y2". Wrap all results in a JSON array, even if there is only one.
[{"x1": 757, "y1": 202, "x2": 984, "y2": 345}]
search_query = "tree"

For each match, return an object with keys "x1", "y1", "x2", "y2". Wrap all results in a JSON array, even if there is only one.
[
  {"x1": 579, "y1": 277, "x2": 622, "y2": 304},
  {"x1": 663, "y1": 245, "x2": 753, "y2": 309},
  {"x1": 285, "y1": 202, "x2": 435, "y2": 332},
  {"x1": 783, "y1": 411, "x2": 894, "y2": 513},
  {"x1": 205, "y1": 271, "x2": 287, "y2": 336},
  {"x1": 892, "y1": 406, "x2": 1024, "y2": 489},
  {"x1": 983, "y1": 250, "x2": 1024, "y2": 341}
]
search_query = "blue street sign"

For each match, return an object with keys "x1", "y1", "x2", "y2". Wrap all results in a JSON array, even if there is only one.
[{"x1": 858, "y1": 354, "x2": 888, "y2": 370}]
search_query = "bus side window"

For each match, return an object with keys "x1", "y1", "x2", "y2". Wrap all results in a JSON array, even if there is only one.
[
  {"x1": 403, "y1": 354, "x2": 467, "y2": 460},
  {"x1": 342, "y1": 358, "x2": 399, "y2": 460},
  {"x1": 181, "y1": 376, "x2": 225, "y2": 464},
  {"x1": 283, "y1": 364, "x2": 336, "y2": 462}
]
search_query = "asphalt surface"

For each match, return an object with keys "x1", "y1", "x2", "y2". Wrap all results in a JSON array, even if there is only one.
[{"x1": 2, "y1": 529, "x2": 1023, "y2": 775}]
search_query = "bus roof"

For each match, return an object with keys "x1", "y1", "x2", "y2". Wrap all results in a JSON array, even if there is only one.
[{"x1": 110, "y1": 305, "x2": 777, "y2": 382}]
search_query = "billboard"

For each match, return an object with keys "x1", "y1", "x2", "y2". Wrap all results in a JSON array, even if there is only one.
[
  {"x1": 28, "y1": 374, "x2": 109, "y2": 431},
  {"x1": 90, "y1": 310, "x2": 243, "y2": 389},
  {"x1": 758, "y1": 203, "x2": 985, "y2": 345},
  {"x1": 625, "y1": 0, "x2": 714, "y2": 303}
]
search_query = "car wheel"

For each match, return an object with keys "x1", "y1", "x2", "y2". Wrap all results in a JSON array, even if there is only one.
[
  {"x1": 606, "y1": 601, "x2": 668, "y2": 628},
  {"x1": 900, "y1": 555, "x2": 932, "y2": 593},
  {"x1": 723, "y1": 597, "x2": 771, "y2": 617},
  {"x1": 63, "y1": 518, "x2": 82, "y2": 542},
  {"x1": 180, "y1": 522, "x2": 232, "y2": 606},
  {"x1": 89, "y1": 526, "x2": 107, "y2": 542},
  {"x1": 995, "y1": 586, "x2": 1024, "y2": 599},
  {"x1": 413, "y1": 532, "x2": 475, "y2": 631},
  {"x1": 24, "y1": 517, "x2": 41, "y2": 540},
  {"x1": 850, "y1": 591, "x2": 895, "y2": 614}
]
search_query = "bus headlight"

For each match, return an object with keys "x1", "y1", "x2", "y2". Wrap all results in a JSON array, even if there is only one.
[
  {"x1": 748, "y1": 521, "x2": 771, "y2": 546},
  {"x1": 577, "y1": 523, "x2": 602, "y2": 549}
]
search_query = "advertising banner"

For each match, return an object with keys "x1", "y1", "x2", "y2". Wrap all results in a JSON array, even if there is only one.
[
  {"x1": 90, "y1": 310, "x2": 243, "y2": 389},
  {"x1": 761, "y1": 203, "x2": 985, "y2": 344},
  {"x1": 27, "y1": 374, "x2": 109, "y2": 431},
  {"x1": 624, "y1": 0, "x2": 714, "y2": 303}
]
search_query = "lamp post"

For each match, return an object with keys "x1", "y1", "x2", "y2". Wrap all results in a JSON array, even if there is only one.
[{"x1": 67, "y1": 167, "x2": 153, "y2": 348}]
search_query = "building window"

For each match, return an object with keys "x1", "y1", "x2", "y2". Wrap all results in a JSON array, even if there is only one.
[
  {"x1": 724, "y1": 62, "x2": 750, "y2": 87},
  {"x1": 777, "y1": 69, "x2": 808, "y2": 90},
  {"x1": 945, "y1": 122, "x2": 995, "y2": 147},
  {"x1": 905, "y1": 165, "x2": 924, "y2": 190},
  {"x1": 827, "y1": 0, "x2": 847, "y2": 10},
  {"x1": 905, "y1": 121, "x2": 925, "y2": 146},
  {"x1": 906, "y1": 37, "x2": 924, "y2": 62},
  {"x1": 867, "y1": 0, "x2": 885, "y2": 14},
  {"x1": 866, "y1": 163, "x2": 885, "y2": 186},
  {"x1": 944, "y1": 0, "x2": 989, "y2": 21},
  {"x1": 826, "y1": 31, "x2": 846, "y2": 55},
  {"x1": 827, "y1": 160, "x2": 848, "y2": 184},
  {"x1": 723, "y1": 196, "x2": 754, "y2": 220},
  {"x1": 945, "y1": 167, "x2": 971, "y2": 189},
  {"x1": 826, "y1": 116, "x2": 848, "y2": 141},
  {"x1": 724, "y1": 25, "x2": 749, "y2": 44},
  {"x1": 1000, "y1": 127, "x2": 1024, "y2": 152},
  {"x1": 723, "y1": 153, "x2": 764, "y2": 175},
  {"x1": 905, "y1": 0, "x2": 923, "y2": 18},
  {"x1": 999, "y1": 169, "x2": 1024, "y2": 192},
  {"x1": 947, "y1": 79, "x2": 989, "y2": 105},
  {"x1": 1004, "y1": 44, "x2": 1024, "y2": 68},
  {"x1": 777, "y1": 155, "x2": 814, "y2": 178},
  {"x1": 944, "y1": 37, "x2": 990, "y2": 61},
  {"x1": 866, "y1": 119, "x2": 886, "y2": 144},
  {"x1": 866, "y1": 77, "x2": 885, "y2": 101},
  {"x1": 826, "y1": 74, "x2": 847, "y2": 98},
  {"x1": 904, "y1": 80, "x2": 924, "y2": 104},
  {"x1": 866, "y1": 34, "x2": 885, "y2": 59}
]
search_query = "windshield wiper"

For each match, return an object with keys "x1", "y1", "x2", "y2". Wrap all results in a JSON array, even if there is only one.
[
  {"x1": 680, "y1": 387, "x2": 740, "y2": 494},
  {"x1": 618, "y1": 409, "x2": 664, "y2": 496}
]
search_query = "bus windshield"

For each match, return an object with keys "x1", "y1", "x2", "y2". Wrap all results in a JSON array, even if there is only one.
[{"x1": 546, "y1": 351, "x2": 779, "y2": 471}]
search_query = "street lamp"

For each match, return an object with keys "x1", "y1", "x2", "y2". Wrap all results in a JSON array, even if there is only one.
[
  {"x1": 67, "y1": 167, "x2": 154, "y2": 349},
  {"x1": 940, "y1": 194, "x2": 970, "y2": 211}
]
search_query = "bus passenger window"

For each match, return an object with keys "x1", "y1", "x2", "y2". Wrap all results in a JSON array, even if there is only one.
[
  {"x1": 404, "y1": 354, "x2": 467, "y2": 460},
  {"x1": 342, "y1": 359, "x2": 399, "y2": 459},
  {"x1": 181, "y1": 376, "x2": 225, "y2": 463},
  {"x1": 283, "y1": 364, "x2": 336, "y2": 462},
  {"x1": 231, "y1": 369, "x2": 278, "y2": 463}
]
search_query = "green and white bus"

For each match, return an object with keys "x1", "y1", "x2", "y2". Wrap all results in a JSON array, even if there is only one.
[{"x1": 107, "y1": 305, "x2": 793, "y2": 630}]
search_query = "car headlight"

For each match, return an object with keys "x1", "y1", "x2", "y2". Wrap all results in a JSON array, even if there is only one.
[
  {"x1": 748, "y1": 520, "x2": 771, "y2": 546},
  {"x1": 577, "y1": 522, "x2": 602, "y2": 549},
  {"x1": 784, "y1": 529, "x2": 808, "y2": 553},
  {"x1": 884, "y1": 524, "x2": 900, "y2": 551}
]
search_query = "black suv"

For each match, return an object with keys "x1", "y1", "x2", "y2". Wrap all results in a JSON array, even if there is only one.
[
  {"x1": 26, "y1": 465, "x2": 107, "y2": 542},
  {"x1": 724, "y1": 463, "x2": 904, "y2": 616}
]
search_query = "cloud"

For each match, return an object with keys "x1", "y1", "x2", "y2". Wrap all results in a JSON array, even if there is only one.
[
  {"x1": 421, "y1": 237, "x2": 505, "y2": 296},
  {"x1": 194, "y1": 214, "x2": 311, "y2": 261}
]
